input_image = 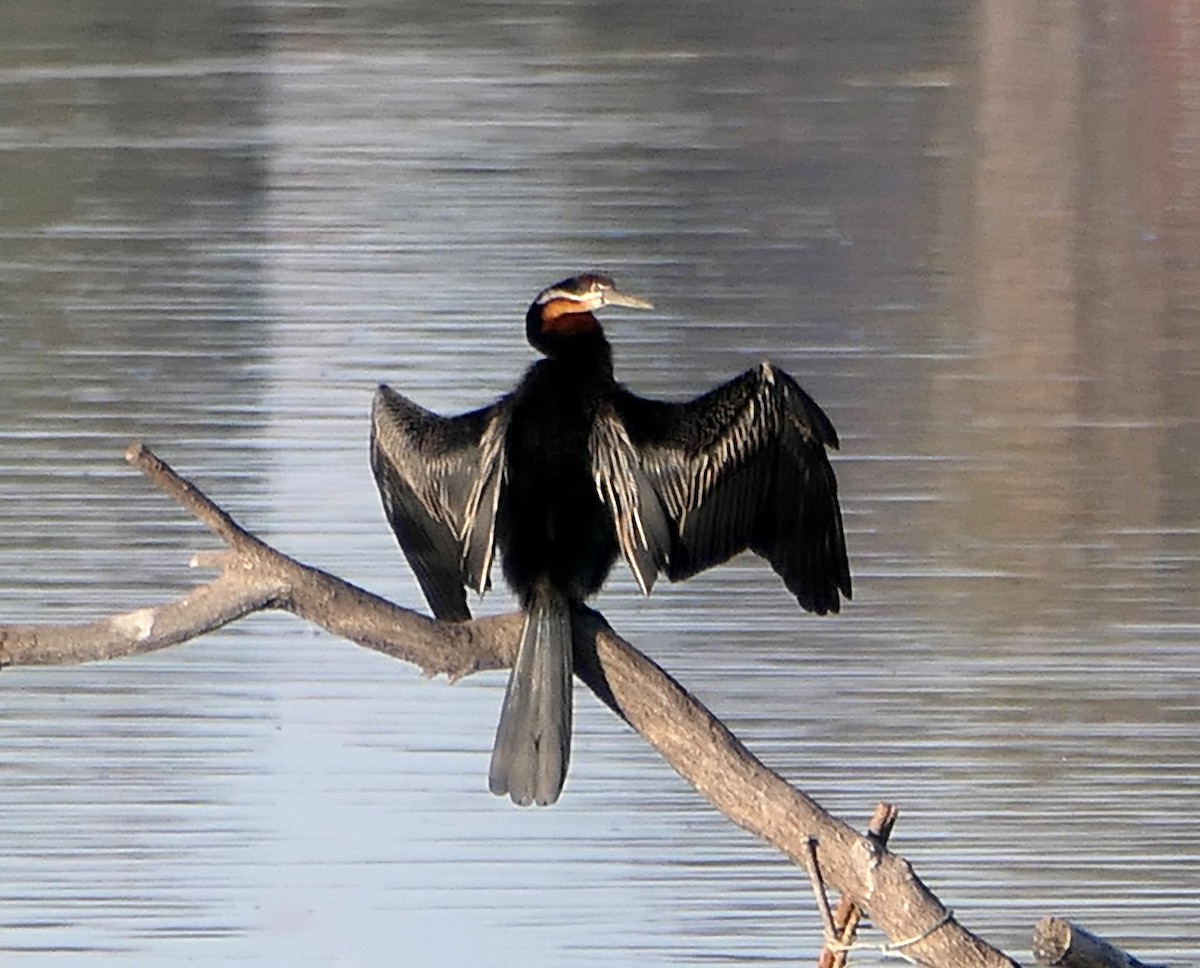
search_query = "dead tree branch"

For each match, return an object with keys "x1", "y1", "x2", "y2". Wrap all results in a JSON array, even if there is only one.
[
  {"x1": 0, "y1": 442, "x2": 1020, "y2": 968},
  {"x1": 1032, "y1": 918, "x2": 1166, "y2": 968},
  {"x1": 818, "y1": 802, "x2": 899, "y2": 968}
]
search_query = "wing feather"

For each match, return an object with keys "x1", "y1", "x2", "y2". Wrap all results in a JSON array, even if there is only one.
[
  {"x1": 370, "y1": 385, "x2": 509, "y2": 620},
  {"x1": 588, "y1": 414, "x2": 671, "y2": 594},
  {"x1": 600, "y1": 362, "x2": 850, "y2": 614}
]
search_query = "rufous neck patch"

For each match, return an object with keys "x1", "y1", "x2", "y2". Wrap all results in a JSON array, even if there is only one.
[{"x1": 539, "y1": 298, "x2": 600, "y2": 336}]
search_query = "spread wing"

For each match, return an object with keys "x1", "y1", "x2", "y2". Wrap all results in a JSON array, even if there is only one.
[
  {"x1": 595, "y1": 362, "x2": 851, "y2": 614},
  {"x1": 370, "y1": 385, "x2": 509, "y2": 621}
]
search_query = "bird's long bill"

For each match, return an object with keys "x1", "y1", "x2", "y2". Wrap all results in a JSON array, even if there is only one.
[{"x1": 602, "y1": 289, "x2": 655, "y2": 311}]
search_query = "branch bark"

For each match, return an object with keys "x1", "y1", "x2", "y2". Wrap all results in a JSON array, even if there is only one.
[{"x1": 0, "y1": 443, "x2": 1020, "y2": 968}]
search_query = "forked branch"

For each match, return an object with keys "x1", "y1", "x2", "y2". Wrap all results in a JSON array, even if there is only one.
[{"x1": 0, "y1": 443, "x2": 1019, "y2": 968}]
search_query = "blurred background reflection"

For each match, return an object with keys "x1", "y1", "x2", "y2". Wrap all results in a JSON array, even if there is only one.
[{"x1": 1, "y1": 2, "x2": 1197, "y2": 965}]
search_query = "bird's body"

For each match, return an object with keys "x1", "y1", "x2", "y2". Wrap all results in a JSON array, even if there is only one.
[
  {"x1": 498, "y1": 346, "x2": 620, "y2": 604},
  {"x1": 371, "y1": 274, "x2": 850, "y2": 806}
]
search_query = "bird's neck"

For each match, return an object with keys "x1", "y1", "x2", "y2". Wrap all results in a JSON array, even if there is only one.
[{"x1": 526, "y1": 303, "x2": 612, "y2": 366}]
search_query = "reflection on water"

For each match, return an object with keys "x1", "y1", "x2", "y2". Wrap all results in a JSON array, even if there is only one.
[{"x1": 1, "y1": 1, "x2": 1198, "y2": 965}]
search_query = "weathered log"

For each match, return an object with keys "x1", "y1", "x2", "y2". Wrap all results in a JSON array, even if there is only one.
[
  {"x1": 1032, "y1": 917, "x2": 1165, "y2": 968},
  {"x1": 0, "y1": 443, "x2": 1020, "y2": 968}
]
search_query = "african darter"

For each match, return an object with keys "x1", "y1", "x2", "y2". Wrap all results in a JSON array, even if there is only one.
[{"x1": 371, "y1": 273, "x2": 850, "y2": 806}]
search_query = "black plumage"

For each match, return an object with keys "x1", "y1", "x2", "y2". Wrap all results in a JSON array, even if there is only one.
[{"x1": 370, "y1": 273, "x2": 850, "y2": 806}]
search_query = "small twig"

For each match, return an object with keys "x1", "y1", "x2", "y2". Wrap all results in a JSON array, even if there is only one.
[
  {"x1": 818, "y1": 802, "x2": 899, "y2": 968},
  {"x1": 125, "y1": 440, "x2": 262, "y2": 552},
  {"x1": 804, "y1": 837, "x2": 839, "y2": 942}
]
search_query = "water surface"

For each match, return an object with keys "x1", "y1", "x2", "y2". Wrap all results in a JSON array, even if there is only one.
[{"x1": 1, "y1": 2, "x2": 1198, "y2": 965}]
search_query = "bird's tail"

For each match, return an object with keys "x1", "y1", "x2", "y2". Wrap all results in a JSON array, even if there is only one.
[{"x1": 488, "y1": 583, "x2": 573, "y2": 806}]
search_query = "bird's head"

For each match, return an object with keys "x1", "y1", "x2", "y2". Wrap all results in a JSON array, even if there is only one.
[{"x1": 526, "y1": 273, "x2": 654, "y2": 357}]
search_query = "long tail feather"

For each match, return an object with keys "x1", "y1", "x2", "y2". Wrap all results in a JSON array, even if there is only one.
[{"x1": 488, "y1": 585, "x2": 573, "y2": 806}]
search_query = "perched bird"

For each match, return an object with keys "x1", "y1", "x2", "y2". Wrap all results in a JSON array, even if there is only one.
[{"x1": 370, "y1": 273, "x2": 850, "y2": 806}]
